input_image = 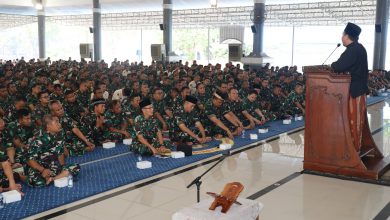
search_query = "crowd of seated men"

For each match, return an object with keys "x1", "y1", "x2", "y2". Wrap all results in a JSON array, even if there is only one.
[
  {"x1": 9, "y1": 56, "x2": 385, "y2": 195},
  {"x1": 368, "y1": 69, "x2": 390, "y2": 96}
]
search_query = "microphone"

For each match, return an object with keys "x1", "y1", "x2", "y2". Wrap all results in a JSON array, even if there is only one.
[{"x1": 322, "y1": 43, "x2": 341, "y2": 65}]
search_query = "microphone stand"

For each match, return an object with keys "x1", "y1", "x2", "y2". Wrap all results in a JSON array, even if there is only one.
[
  {"x1": 187, "y1": 152, "x2": 229, "y2": 203},
  {"x1": 322, "y1": 43, "x2": 341, "y2": 65}
]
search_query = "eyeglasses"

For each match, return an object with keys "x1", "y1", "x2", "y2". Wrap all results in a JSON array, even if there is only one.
[{"x1": 143, "y1": 106, "x2": 154, "y2": 109}]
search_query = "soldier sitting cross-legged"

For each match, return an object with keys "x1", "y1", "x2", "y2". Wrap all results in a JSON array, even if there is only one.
[{"x1": 26, "y1": 115, "x2": 80, "y2": 187}]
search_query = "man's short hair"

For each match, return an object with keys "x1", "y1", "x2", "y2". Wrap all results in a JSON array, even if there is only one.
[
  {"x1": 109, "y1": 100, "x2": 121, "y2": 109},
  {"x1": 228, "y1": 87, "x2": 238, "y2": 93},
  {"x1": 248, "y1": 90, "x2": 258, "y2": 96},
  {"x1": 38, "y1": 90, "x2": 49, "y2": 99},
  {"x1": 153, "y1": 87, "x2": 163, "y2": 94},
  {"x1": 14, "y1": 95, "x2": 27, "y2": 103},
  {"x1": 49, "y1": 100, "x2": 61, "y2": 111},
  {"x1": 129, "y1": 93, "x2": 141, "y2": 101},
  {"x1": 64, "y1": 88, "x2": 74, "y2": 96},
  {"x1": 42, "y1": 115, "x2": 56, "y2": 130},
  {"x1": 53, "y1": 84, "x2": 62, "y2": 90},
  {"x1": 93, "y1": 87, "x2": 102, "y2": 93},
  {"x1": 273, "y1": 84, "x2": 282, "y2": 89},
  {"x1": 17, "y1": 108, "x2": 30, "y2": 119},
  {"x1": 123, "y1": 88, "x2": 132, "y2": 96},
  {"x1": 181, "y1": 86, "x2": 189, "y2": 92},
  {"x1": 196, "y1": 83, "x2": 204, "y2": 89}
]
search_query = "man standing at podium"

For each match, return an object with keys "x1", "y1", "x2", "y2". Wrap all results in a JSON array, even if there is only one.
[{"x1": 331, "y1": 22, "x2": 369, "y2": 151}]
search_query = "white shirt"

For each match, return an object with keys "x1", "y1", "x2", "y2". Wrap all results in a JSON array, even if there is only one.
[{"x1": 112, "y1": 88, "x2": 126, "y2": 101}]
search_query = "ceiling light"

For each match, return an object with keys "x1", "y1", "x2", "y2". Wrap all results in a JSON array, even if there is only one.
[{"x1": 210, "y1": 0, "x2": 218, "y2": 8}]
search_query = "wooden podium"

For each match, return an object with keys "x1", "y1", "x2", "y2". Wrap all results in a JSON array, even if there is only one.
[{"x1": 303, "y1": 65, "x2": 390, "y2": 180}]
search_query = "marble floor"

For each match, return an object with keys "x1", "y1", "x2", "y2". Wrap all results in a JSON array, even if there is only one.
[{"x1": 26, "y1": 100, "x2": 390, "y2": 220}]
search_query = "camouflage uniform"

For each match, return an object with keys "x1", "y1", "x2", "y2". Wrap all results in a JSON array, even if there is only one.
[
  {"x1": 258, "y1": 87, "x2": 272, "y2": 108},
  {"x1": 80, "y1": 113, "x2": 112, "y2": 146},
  {"x1": 131, "y1": 115, "x2": 174, "y2": 156},
  {"x1": 59, "y1": 114, "x2": 88, "y2": 156},
  {"x1": 152, "y1": 99, "x2": 167, "y2": 117},
  {"x1": 0, "y1": 150, "x2": 21, "y2": 189},
  {"x1": 160, "y1": 84, "x2": 172, "y2": 96},
  {"x1": 26, "y1": 94, "x2": 39, "y2": 109},
  {"x1": 26, "y1": 132, "x2": 80, "y2": 187},
  {"x1": 104, "y1": 110, "x2": 130, "y2": 140},
  {"x1": 63, "y1": 100, "x2": 85, "y2": 123},
  {"x1": 172, "y1": 96, "x2": 184, "y2": 113},
  {"x1": 32, "y1": 104, "x2": 50, "y2": 123},
  {"x1": 4, "y1": 105, "x2": 18, "y2": 123},
  {"x1": 75, "y1": 90, "x2": 90, "y2": 107},
  {"x1": 205, "y1": 85, "x2": 214, "y2": 98},
  {"x1": 238, "y1": 88, "x2": 250, "y2": 100},
  {"x1": 50, "y1": 93, "x2": 64, "y2": 103},
  {"x1": 122, "y1": 101, "x2": 141, "y2": 123},
  {"x1": 243, "y1": 98, "x2": 262, "y2": 121},
  {"x1": 283, "y1": 91, "x2": 305, "y2": 116},
  {"x1": 170, "y1": 105, "x2": 201, "y2": 143},
  {"x1": 269, "y1": 94, "x2": 286, "y2": 119},
  {"x1": 6, "y1": 121, "x2": 35, "y2": 165},
  {"x1": 226, "y1": 100, "x2": 250, "y2": 126},
  {"x1": 203, "y1": 101, "x2": 234, "y2": 137},
  {"x1": 0, "y1": 97, "x2": 11, "y2": 116},
  {"x1": 152, "y1": 99, "x2": 169, "y2": 129}
]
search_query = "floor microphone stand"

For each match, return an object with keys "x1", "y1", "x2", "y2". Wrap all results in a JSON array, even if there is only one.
[{"x1": 186, "y1": 152, "x2": 229, "y2": 203}]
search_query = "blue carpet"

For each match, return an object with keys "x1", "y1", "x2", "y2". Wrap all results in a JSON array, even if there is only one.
[
  {"x1": 0, "y1": 94, "x2": 386, "y2": 219},
  {"x1": 66, "y1": 144, "x2": 130, "y2": 164}
]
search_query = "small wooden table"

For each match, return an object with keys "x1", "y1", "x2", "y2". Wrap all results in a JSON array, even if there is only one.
[{"x1": 172, "y1": 198, "x2": 263, "y2": 220}]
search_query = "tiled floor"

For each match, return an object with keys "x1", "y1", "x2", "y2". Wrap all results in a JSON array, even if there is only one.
[{"x1": 26, "y1": 101, "x2": 390, "y2": 220}]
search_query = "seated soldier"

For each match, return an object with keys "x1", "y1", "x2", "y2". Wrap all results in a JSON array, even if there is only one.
[
  {"x1": 283, "y1": 82, "x2": 305, "y2": 116},
  {"x1": 194, "y1": 83, "x2": 209, "y2": 111},
  {"x1": 258, "y1": 78, "x2": 272, "y2": 110},
  {"x1": 203, "y1": 91, "x2": 243, "y2": 139},
  {"x1": 140, "y1": 83, "x2": 150, "y2": 99},
  {"x1": 172, "y1": 86, "x2": 190, "y2": 113},
  {"x1": 26, "y1": 115, "x2": 80, "y2": 187},
  {"x1": 4, "y1": 95, "x2": 27, "y2": 123},
  {"x1": 269, "y1": 84, "x2": 287, "y2": 120},
  {"x1": 0, "y1": 84, "x2": 10, "y2": 118},
  {"x1": 122, "y1": 93, "x2": 141, "y2": 127},
  {"x1": 26, "y1": 83, "x2": 41, "y2": 112},
  {"x1": 75, "y1": 79, "x2": 91, "y2": 107},
  {"x1": 151, "y1": 88, "x2": 170, "y2": 131},
  {"x1": 227, "y1": 88, "x2": 259, "y2": 129},
  {"x1": 49, "y1": 100, "x2": 95, "y2": 156},
  {"x1": 63, "y1": 89, "x2": 86, "y2": 123},
  {"x1": 32, "y1": 90, "x2": 50, "y2": 127},
  {"x1": 131, "y1": 98, "x2": 173, "y2": 156},
  {"x1": 171, "y1": 95, "x2": 211, "y2": 145},
  {"x1": 49, "y1": 84, "x2": 64, "y2": 103},
  {"x1": 164, "y1": 88, "x2": 179, "y2": 112},
  {"x1": 105, "y1": 100, "x2": 131, "y2": 139},
  {"x1": 0, "y1": 151, "x2": 24, "y2": 195},
  {"x1": 243, "y1": 90, "x2": 267, "y2": 124},
  {"x1": 5, "y1": 109, "x2": 34, "y2": 169},
  {"x1": 238, "y1": 80, "x2": 250, "y2": 100},
  {"x1": 81, "y1": 98, "x2": 114, "y2": 146}
]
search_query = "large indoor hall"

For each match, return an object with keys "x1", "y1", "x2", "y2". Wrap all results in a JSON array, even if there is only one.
[{"x1": 0, "y1": 0, "x2": 389, "y2": 220}]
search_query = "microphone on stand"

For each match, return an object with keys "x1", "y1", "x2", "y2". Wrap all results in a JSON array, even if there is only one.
[{"x1": 322, "y1": 43, "x2": 341, "y2": 65}]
